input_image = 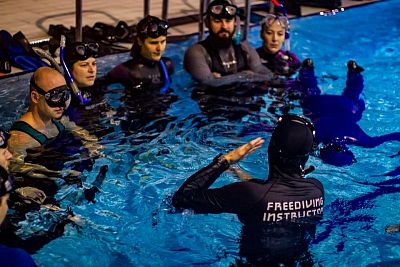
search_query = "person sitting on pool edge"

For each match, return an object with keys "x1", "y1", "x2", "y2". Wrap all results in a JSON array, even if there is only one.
[
  {"x1": 172, "y1": 114, "x2": 324, "y2": 265},
  {"x1": 107, "y1": 15, "x2": 173, "y2": 94},
  {"x1": 0, "y1": 130, "x2": 37, "y2": 267},
  {"x1": 7, "y1": 67, "x2": 102, "y2": 198},
  {"x1": 257, "y1": 13, "x2": 301, "y2": 77},
  {"x1": 184, "y1": 0, "x2": 277, "y2": 87}
]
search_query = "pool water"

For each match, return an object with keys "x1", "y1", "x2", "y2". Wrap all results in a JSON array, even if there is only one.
[{"x1": 1, "y1": 0, "x2": 400, "y2": 266}]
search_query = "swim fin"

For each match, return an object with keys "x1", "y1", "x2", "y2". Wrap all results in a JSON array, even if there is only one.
[
  {"x1": 0, "y1": 45, "x2": 11, "y2": 74},
  {"x1": 0, "y1": 30, "x2": 47, "y2": 71}
]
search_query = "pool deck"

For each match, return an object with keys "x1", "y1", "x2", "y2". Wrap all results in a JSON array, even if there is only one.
[
  {"x1": 0, "y1": 0, "x2": 381, "y2": 76},
  {"x1": 1, "y1": 0, "x2": 381, "y2": 42}
]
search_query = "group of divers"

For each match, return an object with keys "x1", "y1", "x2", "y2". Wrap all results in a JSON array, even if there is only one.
[{"x1": 0, "y1": 0, "x2": 400, "y2": 266}]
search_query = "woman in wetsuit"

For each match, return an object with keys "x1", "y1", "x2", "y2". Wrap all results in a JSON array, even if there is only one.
[
  {"x1": 63, "y1": 41, "x2": 105, "y2": 106},
  {"x1": 257, "y1": 14, "x2": 300, "y2": 77},
  {"x1": 107, "y1": 15, "x2": 173, "y2": 93},
  {"x1": 63, "y1": 42, "x2": 114, "y2": 136}
]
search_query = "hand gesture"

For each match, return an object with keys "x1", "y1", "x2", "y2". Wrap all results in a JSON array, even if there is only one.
[{"x1": 223, "y1": 137, "x2": 264, "y2": 164}]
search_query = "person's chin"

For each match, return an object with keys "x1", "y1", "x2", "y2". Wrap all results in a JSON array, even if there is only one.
[
  {"x1": 218, "y1": 33, "x2": 231, "y2": 39},
  {"x1": 152, "y1": 55, "x2": 162, "y2": 61},
  {"x1": 53, "y1": 109, "x2": 64, "y2": 119},
  {"x1": 85, "y1": 80, "x2": 95, "y2": 87}
]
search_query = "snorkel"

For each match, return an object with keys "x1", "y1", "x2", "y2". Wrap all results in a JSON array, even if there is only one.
[
  {"x1": 59, "y1": 35, "x2": 90, "y2": 105},
  {"x1": 271, "y1": 0, "x2": 290, "y2": 51},
  {"x1": 159, "y1": 59, "x2": 171, "y2": 94}
]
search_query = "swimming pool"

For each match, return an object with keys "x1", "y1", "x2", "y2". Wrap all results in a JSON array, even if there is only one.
[{"x1": 1, "y1": 0, "x2": 400, "y2": 265}]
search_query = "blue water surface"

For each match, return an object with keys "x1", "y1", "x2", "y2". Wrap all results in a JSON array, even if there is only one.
[{"x1": 1, "y1": 0, "x2": 400, "y2": 266}]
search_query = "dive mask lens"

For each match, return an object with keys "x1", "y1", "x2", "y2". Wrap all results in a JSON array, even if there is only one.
[
  {"x1": 210, "y1": 4, "x2": 237, "y2": 17},
  {"x1": 87, "y1": 42, "x2": 99, "y2": 55},
  {"x1": 73, "y1": 42, "x2": 99, "y2": 59},
  {"x1": 210, "y1": 5, "x2": 224, "y2": 15},
  {"x1": 46, "y1": 86, "x2": 71, "y2": 107},
  {"x1": 0, "y1": 130, "x2": 10, "y2": 149},
  {"x1": 225, "y1": 5, "x2": 237, "y2": 16},
  {"x1": 35, "y1": 84, "x2": 71, "y2": 108},
  {"x1": 144, "y1": 20, "x2": 169, "y2": 38},
  {"x1": 74, "y1": 44, "x2": 86, "y2": 56}
]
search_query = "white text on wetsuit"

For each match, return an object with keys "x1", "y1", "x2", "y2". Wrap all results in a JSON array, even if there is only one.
[{"x1": 263, "y1": 197, "x2": 324, "y2": 222}]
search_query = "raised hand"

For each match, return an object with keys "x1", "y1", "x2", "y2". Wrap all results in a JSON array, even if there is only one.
[{"x1": 223, "y1": 137, "x2": 265, "y2": 164}]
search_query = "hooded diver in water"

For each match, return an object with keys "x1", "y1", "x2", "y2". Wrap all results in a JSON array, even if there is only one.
[{"x1": 172, "y1": 114, "x2": 324, "y2": 265}]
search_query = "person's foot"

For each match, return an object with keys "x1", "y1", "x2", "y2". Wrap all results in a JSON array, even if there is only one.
[
  {"x1": 347, "y1": 60, "x2": 364, "y2": 73},
  {"x1": 385, "y1": 224, "x2": 400, "y2": 233},
  {"x1": 301, "y1": 58, "x2": 314, "y2": 70}
]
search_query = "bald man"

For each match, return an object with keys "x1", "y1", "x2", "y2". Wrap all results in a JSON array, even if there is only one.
[{"x1": 8, "y1": 67, "x2": 100, "y2": 180}]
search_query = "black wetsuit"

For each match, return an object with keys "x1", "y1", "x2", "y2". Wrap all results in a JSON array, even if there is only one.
[
  {"x1": 64, "y1": 82, "x2": 113, "y2": 138},
  {"x1": 184, "y1": 35, "x2": 274, "y2": 87},
  {"x1": 256, "y1": 47, "x2": 301, "y2": 77},
  {"x1": 172, "y1": 155, "x2": 323, "y2": 224},
  {"x1": 198, "y1": 36, "x2": 248, "y2": 76},
  {"x1": 107, "y1": 55, "x2": 174, "y2": 91},
  {"x1": 172, "y1": 155, "x2": 324, "y2": 265},
  {"x1": 108, "y1": 55, "x2": 177, "y2": 138}
]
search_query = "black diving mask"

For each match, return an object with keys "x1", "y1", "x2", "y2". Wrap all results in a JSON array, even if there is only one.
[
  {"x1": 32, "y1": 80, "x2": 71, "y2": 108},
  {"x1": 0, "y1": 130, "x2": 10, "y2": 149},
  {"x1": 208, "y1": 4, "x2": 238, "y2": 18},
  {"x1": 70, "y1": 42, "x2": 99, "y2": 60},
  {"x1": 140, "y1": 20, "x2": 169, "y2": 39}
]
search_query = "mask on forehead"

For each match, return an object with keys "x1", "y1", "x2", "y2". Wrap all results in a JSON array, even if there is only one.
[
  {"x1": 207, "y1": 0, "x2": 238, "y2": 19},
  {"x1": 139, "y1": 20, "x2": 169, "y2": 39},
  {"x1": 261, "y1": 14, "x2": 289, "y2": 32}
]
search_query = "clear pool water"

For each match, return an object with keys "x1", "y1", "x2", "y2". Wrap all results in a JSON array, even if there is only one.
[{"x1": 1, "y1": 0, "x2": 400, "y2": 266}]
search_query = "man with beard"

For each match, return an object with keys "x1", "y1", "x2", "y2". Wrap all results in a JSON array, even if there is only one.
[
  {"x1": 184, "y1": 0, "x2": 275, "y2": 87},
  {"x1": 172, "y1": 114, "x2": 324, "y2": 265}
]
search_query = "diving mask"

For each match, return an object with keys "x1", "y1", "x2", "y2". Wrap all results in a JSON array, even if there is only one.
[
  {"x1": 261, "y1": 14, "x2": 289, "y2": 31},
  {"x1": 140, "y1": 20, "x2": 169, "y2": 39},
  {"x1": 31, "y1": 78, "x2": 71, "y2": 108}
]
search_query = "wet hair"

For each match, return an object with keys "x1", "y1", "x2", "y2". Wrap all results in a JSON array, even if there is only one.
[
  {"x1": 130, "y1": 15, "x2": 168, "y2": 58},
  {"x1": 268, "y1": 114, "x2": 315, "y2": 174}
]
